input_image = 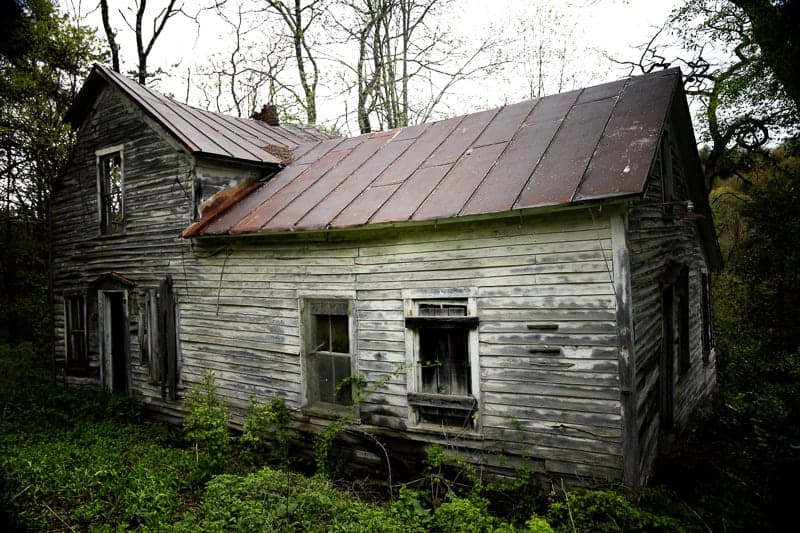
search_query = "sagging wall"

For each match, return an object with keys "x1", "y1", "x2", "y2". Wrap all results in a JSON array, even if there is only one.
[
  {"x1": 627, "y1": 120, "x2": 716, "y2": 485},
  {"x1": 181, "y1": 210, "x2": 624, "y2": 480}
]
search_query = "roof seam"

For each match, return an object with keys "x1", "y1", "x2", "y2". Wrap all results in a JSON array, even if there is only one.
[
  {"x1": 291, "y1": 136, "x2": 392, "y2": 229},
  {"x1": 456, "y1": 102, "x2": 533, "y2": 217}
]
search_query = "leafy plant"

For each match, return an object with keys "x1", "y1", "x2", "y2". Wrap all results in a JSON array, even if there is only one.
[
  {"x1": 174, "y1": 466, "x2": 407, "y2": 532},
  {"x1": 546, "y1": 489, "x2": 687, "y2": 533},
  {"x1": 182, "y1": 371, "x2": 231, "y2": 475},
  {"x1": 240, "y1": 396, "x2": 291, "y2": 466}
]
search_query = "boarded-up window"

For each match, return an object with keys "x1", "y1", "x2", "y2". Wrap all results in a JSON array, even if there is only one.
[
  {"x1": 303, "y1": 299, "x2": 353, "y2": 407},
  {"x1": 65, "y1": 294, "x2": 88, "y2": 374},
  {"x1": 406, "y1": 299, "x2": 479, "y2": 429},
  {"x1": 98, "y1": 149, "x2": 123, "y2": 234}
]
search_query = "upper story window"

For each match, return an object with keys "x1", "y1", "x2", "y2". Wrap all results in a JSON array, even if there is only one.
[
  {"x1": 302, "y1": 298, "x2": 355, "y2": 409},
  {"x1": 404, "y1": 291, "x2": 480, "y2": 431},
  {"x1": 97, "y1": 146, "x2": 124, "y2": 235}
]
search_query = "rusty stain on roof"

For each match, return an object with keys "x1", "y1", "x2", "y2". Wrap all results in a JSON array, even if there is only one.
[{"x1": 67, "y1": 64, "x2": 326, "y2": 166}]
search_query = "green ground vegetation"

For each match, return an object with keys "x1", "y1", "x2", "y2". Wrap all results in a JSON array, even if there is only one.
[{"x1": 2, "y1": 343, "x2": 705, "y2": 532}]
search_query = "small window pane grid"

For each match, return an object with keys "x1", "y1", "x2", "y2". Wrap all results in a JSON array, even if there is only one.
[
  {"x1": 99, "y1": 152, "x2": 123, "y2": 234},
  {"x1": 65, "y1": 294, "x2": 88, "y2": 372},
  {"x1": 305, "y1": 300, "x2": 352, "y2": 407}
]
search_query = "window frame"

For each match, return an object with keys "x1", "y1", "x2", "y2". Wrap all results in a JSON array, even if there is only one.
[
  {"x1": 403, "y1": 288, "x2": 480, "y2": 431},
  {"x1": 677, "y1": 267, "x2": 691, "y2": 376},
  {"x1": 64, "y1": 292, "x2": 89, "y2": 374},
  {"x1": 299, "y1": 294, "x2": 357, "y2": 413},
  {"x1": 701, "y1": 272, "x2": 714, "y2": 365},
  {"x1": 96, "y1": 145, "x2": 125, "y2": 235}
]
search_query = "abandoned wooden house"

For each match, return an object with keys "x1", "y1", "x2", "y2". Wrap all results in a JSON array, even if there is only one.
[{"x1": 52, "y1": 63, "x2": 721, "y2": 488}]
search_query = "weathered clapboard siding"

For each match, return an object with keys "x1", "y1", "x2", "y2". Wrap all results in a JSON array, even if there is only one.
[
  {"x1": 51, "y1": 84, "x2": 271, "y2": 409},
  {"x1": 167, "y1": 209, "x2": 624, "y2": 479},
  {"x1": 627, "y1": 118, "x2": 716, "y2": 486},
  {"x1": 52, "y1": 85, "x2": 194, "y2": 392}
]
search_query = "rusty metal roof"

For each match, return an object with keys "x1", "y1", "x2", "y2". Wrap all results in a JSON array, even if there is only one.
[
  {"x1": 187, "y1": 68, "x2": 681, "y2": 237},
  {"x1": 67, "y1": 64, "x2": 326, "y2": 166}
]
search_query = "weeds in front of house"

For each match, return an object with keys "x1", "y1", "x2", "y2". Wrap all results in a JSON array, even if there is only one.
[{"x1": 2, "y1": 343, "x2": 713, "y2": 531}]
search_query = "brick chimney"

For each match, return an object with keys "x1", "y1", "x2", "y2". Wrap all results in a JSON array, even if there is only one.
[{"x1": 251, "y1": 104, "x2": 280, "y2": 126}]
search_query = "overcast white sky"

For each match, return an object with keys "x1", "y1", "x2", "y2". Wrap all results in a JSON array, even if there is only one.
[{"x1": 75, "y1": 0, "x2": 682, "y2": 131}]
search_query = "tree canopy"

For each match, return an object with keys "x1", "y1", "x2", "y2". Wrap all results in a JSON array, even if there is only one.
[{"x1": 0, "y1": 0, "x2": 102, "y2": 341}]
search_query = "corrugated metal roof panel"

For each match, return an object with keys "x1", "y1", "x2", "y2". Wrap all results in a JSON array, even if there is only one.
[
  {"x1": 68, "y1": 64, "x2": 327, "y2": 167},
  {"x1": 460, "y1": 90, "x2": 579, "y2": 216},
  {"x1": 372, "y1": 117, "x2": 462, "y2": 187},
  {"x1": 414, "y1": 143, "x2": 506, "y2": 221},
  {"x1": 295, "y1": 136, "x2": 414, "y2": 231},
  {"x1": 574, "y1": 71, "x2": 678, "y2": 201},
  {"x1": 187, "y1": 68, "x2": 684, "y2": 237},
  {"x1": 515, "y1": 93, "x2": 618, "y2": 208}
]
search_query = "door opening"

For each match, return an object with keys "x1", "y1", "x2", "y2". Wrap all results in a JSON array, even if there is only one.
[{"x1": 101, "y1": 290, "x2": 129, "y2": 393}]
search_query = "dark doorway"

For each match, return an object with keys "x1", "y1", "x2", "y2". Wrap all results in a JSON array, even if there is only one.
[{"x1": 108, "y1": 292, "x2": 128, "y2": 393}]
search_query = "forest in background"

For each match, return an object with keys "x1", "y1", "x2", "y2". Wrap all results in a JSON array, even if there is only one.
[{"x1": 1, "y1": 0, "x2": 799, "y2": 530}]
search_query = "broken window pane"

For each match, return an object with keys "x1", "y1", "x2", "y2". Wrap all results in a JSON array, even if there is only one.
[{"x1": 99, "y1": 151, "x2": 123, "y2": 234}]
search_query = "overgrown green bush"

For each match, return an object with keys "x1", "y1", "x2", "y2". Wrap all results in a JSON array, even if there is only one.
[
  {"x1": 240, "y1": 396, "x2": 291, "y2": 466},
  {"x1": 172, "y1": 466, "x2": 407, "y2": 532},
  {"x1": 183, "y1": 371, "x2": 232, "y2": 475},
  {"x1": 546, "y1": 489, "x2": 688, "y2": 533}
]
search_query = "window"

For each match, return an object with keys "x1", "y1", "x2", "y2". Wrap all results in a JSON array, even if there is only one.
[
  {"x1": 405, "y1": 295, "x2": 479, "y2": 430},
  {"x1": 701, "y1": 273, "x2": 714, "y2": 364},
  {"x1": 97, "y1": 147, "x2": 124, "y2": 234},
  {"x1": 677, "y1": 267, "x2": 690, "y2": 375},
  {"x1": 65, "y1": 294, "x2": 88, "y2": 373},
  {"x1": 302, "y1": 299, "x2": 354, "y2": 408}
]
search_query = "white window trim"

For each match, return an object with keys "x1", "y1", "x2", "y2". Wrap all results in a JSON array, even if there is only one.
[
  {"x1": 298, "y1": 291, "x2": 358, "y2": 415},
  {"x1": 95, "y1": 144, "x2": 125, "y2": 236},
  {"x1": 402, "y1": 288, "x2": 481, "y2": 431}
]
